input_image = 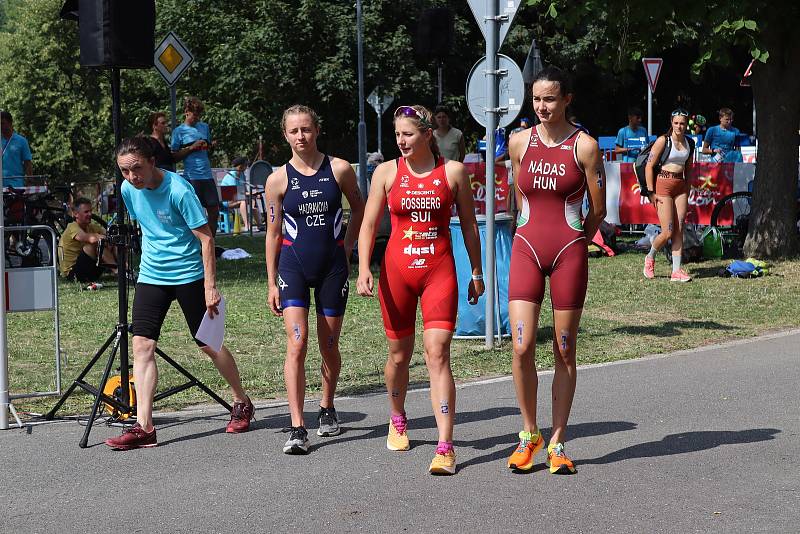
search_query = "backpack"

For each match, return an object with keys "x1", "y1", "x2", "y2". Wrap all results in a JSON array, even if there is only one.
[{"x1": 634, "y1": 135, "x2": 695, "y2": 197}]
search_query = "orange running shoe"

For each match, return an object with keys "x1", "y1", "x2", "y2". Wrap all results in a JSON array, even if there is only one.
[
  {"x1": 507, "y1": 430, "x2": 544, "y2": 471},
  {"x1": 546, "y1": 442, "x2": 577, "y2": 474}
]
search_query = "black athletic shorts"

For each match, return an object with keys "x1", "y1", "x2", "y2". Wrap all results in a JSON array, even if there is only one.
[
  {"x1": 131, "y1": 278, "x2": 207, "y2": 347},
  {"x1": 67, "y1": 250, "x2": 104, "y2": 283},
  {"x1": 189, "y1": 179, "x2": 220, "y2": 208}
]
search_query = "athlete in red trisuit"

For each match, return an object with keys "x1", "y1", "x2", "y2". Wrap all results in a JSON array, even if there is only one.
[
  {"x1": 357, "y1": 105, "x2": 484, "y2": 475},
  {"x1": 506, "y1": 67, "x2": 606, "y2": 474}
]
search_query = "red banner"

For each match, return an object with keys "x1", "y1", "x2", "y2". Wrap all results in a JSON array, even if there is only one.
[
  {"x1": 464, "y1": 162, "x2": 509, "y2": 215},
  {"x1": 618, "y1": 163, "x2": 734, "y2": 225}
]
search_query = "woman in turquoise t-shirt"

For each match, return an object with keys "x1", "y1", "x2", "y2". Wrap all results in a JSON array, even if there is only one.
[{"x1": 702, "y1": 108, "x2": 743, "y2": 163}]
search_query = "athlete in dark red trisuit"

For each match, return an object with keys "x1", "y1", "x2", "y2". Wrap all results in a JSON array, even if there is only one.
[
  {"x1": 357, "y1": 105, "x2": 484, "y2": 475},
  {"x1": 506, "y1": 68, "x2": 606, "y2": 475}
]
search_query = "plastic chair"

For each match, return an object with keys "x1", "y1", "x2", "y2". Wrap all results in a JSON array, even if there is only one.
[
  {"x1": 597, "y1": 136, "x2": 617, "y2": 161},
  {"x1": 218, "y1": 207, "x2": 231, "y2": 234}
]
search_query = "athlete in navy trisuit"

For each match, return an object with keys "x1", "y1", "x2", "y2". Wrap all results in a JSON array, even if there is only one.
[{"x1": 265, "y1": 105, "x2": 365, "y2": 454}]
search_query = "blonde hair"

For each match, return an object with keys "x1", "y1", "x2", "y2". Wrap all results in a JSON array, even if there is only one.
[
  {"x1": 393, "y1": 104, "x2": 440, "y2": 159},
  {"x1": 281, "y1": 104, "x2": 321, "y2": 132}
]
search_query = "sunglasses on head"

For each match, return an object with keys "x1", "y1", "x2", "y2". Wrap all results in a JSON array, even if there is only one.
[
  {"x1": 394, "y1": 106, "x2": 432, "y2": 128},
  {"x1": 671, "y1": 109, "x2": 689, "y2": 117}
]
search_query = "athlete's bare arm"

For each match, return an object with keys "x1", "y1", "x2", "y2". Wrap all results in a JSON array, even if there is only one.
[
  {"x1": 265, "y1": 166, "x2": 288, "y2": 316},
  {"x1": 191, "y1": 223, "x2": 221, "y2": 317},
  {"x1": 645, "y1": 136, "x2": 667, "y2": 199},
  {"x1": 576, "y1": 133, "x2": 607, "y2": 242},
  {"x1": 448, "y1": 160, "x2": 485, "y2": 305},
  {"x1": 330, "y1": 157, "x2": 365, "y2": 262},
  {"x1": 508, "y1": 127, "x2": 528, "y2": 233},
  {"x1": 356, "y1": 161, "x2": 393, "y2": 297}
]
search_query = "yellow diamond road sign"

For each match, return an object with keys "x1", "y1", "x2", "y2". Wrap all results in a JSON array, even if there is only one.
[{"x1": 154, "y1": 32, "x2": 193, "y2": 86}]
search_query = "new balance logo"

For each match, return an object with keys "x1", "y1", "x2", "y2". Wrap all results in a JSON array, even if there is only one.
[{"x1": 410, "y1": 258, "x2": 427, "y2": 268}]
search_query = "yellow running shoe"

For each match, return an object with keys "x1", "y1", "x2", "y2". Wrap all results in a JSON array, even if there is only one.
[
  {"x1": 546, "y1": 442, "x2": 577, "y2": 474},
  {"x1": 429, "y1": 450, "x2": 456, "y2": 475},
  {"x1": 386, "y1": 413, "x2": 410, "y2": 451},
  {"x1": 507, "y1": 430, "x2": 544, "y2": 471}
]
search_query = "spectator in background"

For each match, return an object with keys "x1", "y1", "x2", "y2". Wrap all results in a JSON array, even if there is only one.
[
  {"x1": 433, "y1": 106, "x2": 465, "y2": 162},
  {"x1": 614, "y1": 107, "x2": 647, "y2": 162},
  {"x1": 480, "y1": 128, "x2": 508, "y2": 163},
  {"x1": 702, "y1": 108, "x2": 743, "y2": 163},
  {"x1": 58, "y1": 198, "x2": 116, "y2": 282},
  {"x1": 1, "y1": 111, "x2": 33, "y2": 188},
  {"x1": 510, "y1": 117, "x2": 532, "y2": 138},
  {"x1": 171, "y1": 96, "x2": 221, "y2": 235},
  {"x1": 220, "y1": 156, "x2": 250, "y2": 231},
  {"x1": 147, "y1": 111, "x2": 175, "y2": 172}
]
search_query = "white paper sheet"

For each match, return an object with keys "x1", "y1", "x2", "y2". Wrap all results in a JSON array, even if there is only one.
[{"x1": 195, "y1": 296, "x2": 226, "y2": 353}]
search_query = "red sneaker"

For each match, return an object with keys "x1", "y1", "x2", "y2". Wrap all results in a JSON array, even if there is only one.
[
  {"x1": 226, "y1": 397, "x2": 255, "y2": 433},
  {"x1": 105, "y1": 423, "x2": 157, "y2": 450}
]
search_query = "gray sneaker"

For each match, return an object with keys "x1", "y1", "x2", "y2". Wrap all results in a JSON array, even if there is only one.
[
  {"x1": 282, "y1": 426, "x2": 309, "y2": 454},
  {"x1": 317, "y1": 406, "x2": 340, "y2": 437}
]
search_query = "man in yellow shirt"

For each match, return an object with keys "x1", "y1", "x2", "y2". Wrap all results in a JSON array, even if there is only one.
[{"x1": 58, "y1": 198, "x2": 115, "y2": 282}]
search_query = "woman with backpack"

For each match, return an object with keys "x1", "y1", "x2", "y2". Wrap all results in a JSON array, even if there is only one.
[{"x1": 643, "y1": 109, "x2": 695, "y2": 282}]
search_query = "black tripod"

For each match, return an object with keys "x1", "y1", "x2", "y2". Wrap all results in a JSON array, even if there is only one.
[{"x1": 44, "y1": 68, "x2": 230, "y2": 448}]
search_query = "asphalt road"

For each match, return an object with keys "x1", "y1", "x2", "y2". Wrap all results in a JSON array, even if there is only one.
[{"x1": 2, "y1": 330, "x2": 798, "y2": 533}]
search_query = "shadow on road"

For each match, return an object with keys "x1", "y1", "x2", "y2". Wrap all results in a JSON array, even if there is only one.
[
  {"x1": 579, "y1": 428, "x2": 780, "y2": 465},
  {"x1": 456, "y1": 420, "x2": 638, "y2": 471},
  {"x1": 612, "y1": 320, "x2": 734, "y2": 337}
]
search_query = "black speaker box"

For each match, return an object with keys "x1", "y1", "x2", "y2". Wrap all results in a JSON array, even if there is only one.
[
  {"x1": 62, "y1": 0, "x2": 155, "y2": 69},
  {"x1": 415, "y1": 8, "x2": 454, "y2": 59}
]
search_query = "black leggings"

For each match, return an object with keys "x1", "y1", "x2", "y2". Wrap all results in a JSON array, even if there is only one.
[{"x1": 131, "y1": 279, "x2": 207, "y2": 347}]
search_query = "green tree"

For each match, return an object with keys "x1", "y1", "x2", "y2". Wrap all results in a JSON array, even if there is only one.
[
  {"x1": 0, "y1": 0, "x2": 481, "y2": 178},
  {"x1": 524, "y1": 0, "x2": 800, "y2": 258}
]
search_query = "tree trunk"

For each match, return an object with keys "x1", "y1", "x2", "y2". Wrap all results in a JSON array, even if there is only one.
[{"x1": 745, "y1": 14, "x2": 800, "y2": 258}]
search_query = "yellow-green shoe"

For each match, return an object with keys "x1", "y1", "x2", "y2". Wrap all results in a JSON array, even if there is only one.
[
  {"x1": 546, "y1": 442, "x2": 577, "y2": 474},
  {"x1": 386, "y1": 414, "x2": 410, "y2": 451},
  {"x1": 429, "y1": 450, "x2": 456, "y2": 475}
]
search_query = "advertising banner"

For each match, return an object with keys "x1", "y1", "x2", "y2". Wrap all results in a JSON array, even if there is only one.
[
  {"x1": 464, "y1": 162, "x2": 509, "y2": 215},
  {"x1": 616, "y1": 162, "x2": 734, "y2": 225}
]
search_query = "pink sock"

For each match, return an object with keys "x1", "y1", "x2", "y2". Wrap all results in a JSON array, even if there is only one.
[
  {"x1": 390, "y1": 413, "x2": 407, "y2": 434},
  {"x1": 436, "y1": 441, "x2": 454, "y2": 455}
]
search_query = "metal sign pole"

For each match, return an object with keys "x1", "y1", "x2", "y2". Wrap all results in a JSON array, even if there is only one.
[
  {"x1": 356, "y1": 0, "x2": 368, "y2": 198},
  {"x1": 484, "y1": 0, "x2": 498, "y2": 349},
  {"x1": 170, "y1": 84, "x2": 177, "y2": 130},
  {"x1": 647, "y1": 85, "x2": 653, "y2": 137},
  {"x1": 0, "y1": 106, "x2": 8, "y2": 429},
  {"x1": 377, "y1": 102, "x2": 383, "y2": 154}
]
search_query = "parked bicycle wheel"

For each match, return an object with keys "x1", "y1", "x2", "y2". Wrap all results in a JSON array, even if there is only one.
[{"x1": 710, "y1": 191, "x2": 752, "y2": 255}]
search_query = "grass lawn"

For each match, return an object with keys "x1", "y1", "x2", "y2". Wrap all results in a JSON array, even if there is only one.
[{"x1": 8, "y1": 234, "x2": 800, "y2": 416}]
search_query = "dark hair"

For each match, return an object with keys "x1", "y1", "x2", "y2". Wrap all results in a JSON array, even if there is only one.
[
  {"x1": 184, "y1": 96, "x2": 204, "y2": 114},
  {"x1": 281, "y1": 104, "x2": 321, "y2": 132},
  {"x1": 665, "y1": 109, "x2": 689, "y2": 137},
  {"x1": 434, "y1": 105, "x2": 450, "y2": 117},
  {"x1": 115, "y1": 136, "x2": 155, "y2": 160},
  {"x1": 148, "y1": 111, "x2": 167, "y2": 132},
  {"x1": 72, "y1": 197, "x2": 92, "y2": 211},
  {"x1": 628, "y1": 107, "x2": 643, "y2": 117},
  {"x1": 231, "y1": 156, "x2": 248, "y2": 167},
  {"x1": 532, "y1": 66, "x2": 573, "y2": 96},
  {"x1": 0, "y1": 111, "x2": 12, "y2": 123}
]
